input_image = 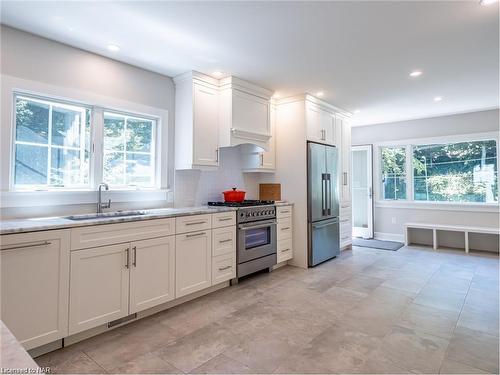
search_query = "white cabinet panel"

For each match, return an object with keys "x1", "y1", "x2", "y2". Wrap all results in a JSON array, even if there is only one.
[
  {"x1": 175, "y1": 231, "x2": 212, "y2": 298},
  {"x1": 69, "y1": 244, "x2": 130, "y2": 335},
  {"x1": 277, "y1": 238, "x2": 293, "y2": 263},
  {"x1": 212, "y1": 226, "x2": 236, "y2": 257},
  {"x1": 277, "y1": 216, "x2": 293, "y2": 241},
  {"x1": 231, "y1": 90, "x2": 270, "y2": 137},
  {"x1": 276, "y1": 206, "x2": 292, "y2": 219},
  {"x1": 193, "y1": 82, "x2": 219, "y2": 167},
  {"x1": 321, "y1": 111, "x2": 336, "y2": 145},
  {"x1": 176, "y1": 214, "x2": 211, "y2": 234},
  {"x1": 212, "y1": 253, "x2": 236, "y2": 285},
  {"x1": 212, "y1": 211, "x2": 236, "y2": 228},
  {"x1": 306, "y1": 103, "x2": 322, "y2": 143},
  {"x1": 129, "y1": 236, "x2": 176, "y2": 314},
  {"x1": 1, "y1": 230, "x2": 70, "y2": 350},
  {"x1": 339, "y1": 116, "x2": 352, "y2": 202}
]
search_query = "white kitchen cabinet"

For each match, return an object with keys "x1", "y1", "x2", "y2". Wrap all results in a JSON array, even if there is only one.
[
  {"x1": 306, "y1": 102, "x2": 336, "y2": 145},
  {"x1": 212, "y1": 226, "x2": 236, "y2": 257},
  {"x1": 339, "y1": 115, "x2": 352, "y2": 202},
  {"x1": 174, "y1": 71, "x2": 220, "y2": 170},
  {"x1": 276, "y1": 205, "x2": 294, "y2": 264},
  {"x1": 1, "y1": 230, "x2": 70, "y2": 350},
  {"x1": 175, "y1": 230, "x2": 212, "y2": 298},
  {"x1": 212, "y1": 253, "x2": 236, "y2": 285},
  {"x1": 219, "y1": 76, "x2": 273, "y2": 150},
  {"x1": 69, "y1": 244, "x2": 130, "y2": 335},
  {"x1": 129, "y1": 236, "x2": 175, "y2": 314}
]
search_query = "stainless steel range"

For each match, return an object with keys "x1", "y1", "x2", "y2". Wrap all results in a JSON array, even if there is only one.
[{"x1": 208, "y1": 201, "x2": 277, "y2": 279}]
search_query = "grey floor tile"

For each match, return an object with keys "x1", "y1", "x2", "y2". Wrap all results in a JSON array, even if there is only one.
[
  {"x1": 190, "y1": 354, "x2": 252, "y2": 374},
  {"x1": 108, "y1": 352, "x2": 182, "y2": 374},
  {"x1": 36, "y1": 350, "x2": 105, "y2": 374},
  {"x1": 398, "y1": 303, "x2": 460, "y2": 339},
  {"x1": 337, "y1": 274, "x2": 385, "y2": 294},
  {"x1": 414, "y1": 285, "x2": 467, "y2": 313},
  {"x1": 457, "y1": 304, "x2": 499, "y2": 336},
  {"x1": 439, "y1": 358, "x2": 489, "y2": 374}
]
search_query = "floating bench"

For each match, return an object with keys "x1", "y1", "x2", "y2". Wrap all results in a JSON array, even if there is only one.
[{"x1": 404, "y1": 222, "x2": 500, "y2": 253}]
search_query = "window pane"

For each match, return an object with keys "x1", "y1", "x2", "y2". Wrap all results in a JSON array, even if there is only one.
[
  {"x1": 15, "y1": 97, "x2": 49, "y2": 144},
  {"x1": 14, "y1": 144, "x2": 48, "y2": 185},
  {"x1": 103, "y1": 152, "x2": 125, "y2": 185},
  {"x1": 381, "y1": 147, "x2": 407, "y2": 200},
  {"x1": 52, "y1": 106, "x2": 84, "y2": 148},
  {"x1": 50, "y1": 148, "x2": 88, "y2": 186},
  {"x1": 14, "y1": 95, "x2": 90, "y2": 189},
  {"x1": 126, "y1": 118, "x2": 153, "y2": 152},
  {"x1": 413, "y1": 140, "x2": 498, "y2": 203},
  {"x1": 104, "y1": 114, "x2": 125, "y2": 151},
  {"x1": 126, "y1": 153, "x2": 153, "y2": 186}
]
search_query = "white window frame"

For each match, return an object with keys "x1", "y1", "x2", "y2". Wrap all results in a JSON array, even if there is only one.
[
  {"x1": 374, "y1": 131, "x2": 500, "y2": 213},
  {"x1": 379, "y1": 144, "x2": 410, "y2": 201},
  {"x1": 1, "y1": 75, "x2": 171, "y2": 208}
]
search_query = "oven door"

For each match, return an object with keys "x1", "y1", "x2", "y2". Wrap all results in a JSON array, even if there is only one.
[{"x1": 237, "y1": 219, "x2": 277, "y2": 263}]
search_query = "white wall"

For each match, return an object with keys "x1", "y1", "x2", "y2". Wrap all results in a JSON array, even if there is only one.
[{"x1": 352, "y1": 109, "x2": 500, "y2": 240}]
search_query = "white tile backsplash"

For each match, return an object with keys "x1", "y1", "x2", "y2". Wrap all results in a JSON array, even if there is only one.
[{"x1": 174, "y1": 147, "x2": 260, "y2": 207}]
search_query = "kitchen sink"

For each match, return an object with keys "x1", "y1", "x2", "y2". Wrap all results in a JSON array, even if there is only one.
[{"x1": 65, "y1": 210, "x2": 147, "y2": 221}]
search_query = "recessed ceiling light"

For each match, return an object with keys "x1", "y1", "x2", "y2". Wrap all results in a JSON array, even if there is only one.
[
  {"x1": 212, "y1": 71, "x2": 223, "y2": 78},
  {"x1": 479, "y1": 0, "x2": 498, "y2": 5},
  {"x1": 107, "y1": 44, "x2": 120, "y2": 52},
  {"x1": 409, "y1": 70, "x2": 423, "y2": 77},
  {"x1": 354, "y1": 109, "x2": 361, "y2": 114},
  {"x1": 434, "y1": 96, "x2": 443, "y2": 102},
  {"x1": 316, "y1": 91, "x2": 324, "y2": 97}
]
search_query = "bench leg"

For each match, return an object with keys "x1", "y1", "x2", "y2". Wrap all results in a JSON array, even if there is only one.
[
  {"x1": 405, "y1": 227, "x2": 409, "y2": 246},
  {"x1": 465, "y1": 232, "x2": 469, "y2": 254},
  {"x1": 433, "y1": 229, "x2": 437, "y2": 251}
]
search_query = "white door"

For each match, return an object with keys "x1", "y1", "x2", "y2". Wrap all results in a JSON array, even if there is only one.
[
  {"x1": 352, "y1": 145, "x2": 374, "y2": 239},
  {"x1": 175, "y1": 230, "x2": 212, "y2": 298},
  {"x1": 69, "y1": 244, "x2": 130, "y2": 334},
  {"x1": 129, "y1": 236, "x2": 176, "y2": 314},
  {"x1": 1, "y1": 230, "x2": 70, "y2": 350},
  {"x1": 193, "y1": 82, "x2": 219, "y2": 167}
]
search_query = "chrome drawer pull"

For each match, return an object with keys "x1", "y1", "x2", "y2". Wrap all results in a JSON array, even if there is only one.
[
  {"x1": 219, "y1": 239, "x2": 232, "y2": 243},
  {"x1": 281, "y1": 248, "x2": 291, "y2": 252},
  {"x1": 218, "y1": 265, "x2": 232, "y2": 271},
  {"x1": 219, "y1": 217, "x2": 233, "y2": 221},
  {"x1": 186, "y1": 232, "x2": 206, "y2": 238},
  {"x1": 281, "y1": 227, "x2": 291, "y2": 230},
  {"x1": 125, "y1": 248, "x2": 130, "y2": 269},
  {"x1": 280, "y1": 210, "x2": 290, "y2": 214},
  {"x1": 186, "y1": 221, "x2": 206, "y2": 226},
  {"x1": 2, "y1": 240, "x2": 52, "y2": 251},
  {"x1": 132, "y1": 246, "x2": 137, "y2": 267}
]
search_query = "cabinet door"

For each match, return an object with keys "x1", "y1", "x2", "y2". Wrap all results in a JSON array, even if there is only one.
[
  {"x1": 1, "y1": 230, "x2": 69, "y2": 350},
  {"x1": 339, "y1": 116, "x2": 352, "y2": 202},
  {"x1": 306, "y1": 103, "x2": 322, "y2": 142},
  {"x1": 321, "y1": 111, "x2": 336, "y2": 145},
  {"x1": 193, "y1": 82, "x2": 219, "y2": 167},
  {"x1": 261, "y1": 103, "x2": 277, "y2": 169},
  {"x1": 232, "y1": 90, "x2": 270, "y2": 136},
  {"x1": 129, "y1": 236, "x2": 175, "y2": 314},
  {"x1": 69, "y1": 244, "x2": 130, "y2": 335},
  {"x1": 175, "y1": 230, "x2": 212, "y2": 298}
]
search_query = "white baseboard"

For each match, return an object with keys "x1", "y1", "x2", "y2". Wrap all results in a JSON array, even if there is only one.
[{"x1": 374, "y1": 232, "x2": 405, "y2": 243}]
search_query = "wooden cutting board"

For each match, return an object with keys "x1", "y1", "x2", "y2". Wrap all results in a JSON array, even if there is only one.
[{"x1": 259, "y1": 183, "x2": 281, "y2": 201}]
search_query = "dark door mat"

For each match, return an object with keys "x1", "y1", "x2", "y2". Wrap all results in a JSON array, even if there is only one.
[{"x1": 352, "y1": 238, "x2": 404, "y2": 251}]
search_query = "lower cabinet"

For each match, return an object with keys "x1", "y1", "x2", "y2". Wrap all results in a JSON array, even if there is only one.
[
  {"x1": 340, "y1": 202, "x2": 353, "y2": 249},
  {"x1": 69, "y1": 236, "x2": 176, "y2": 335},
  {"x1": 276, "y1": 205, "x2": 294, "y2": 263},
  {"x1": 69, "y1": 244, "x2": 130, "y2": 335},
  {"x1": 175, "y1": 230, "x2": 212, "y2": 298},
  {"x1": 211, "y1": 225, "x2": 236, "y2": 284},
  {"x1": 1, "y1": 230, "x2": 70, "y2": 350}
]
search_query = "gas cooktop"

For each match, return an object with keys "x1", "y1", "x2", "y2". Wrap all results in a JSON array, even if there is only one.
[{"x1": 208, "y1": 200, "x2": 275, "y2": 207}]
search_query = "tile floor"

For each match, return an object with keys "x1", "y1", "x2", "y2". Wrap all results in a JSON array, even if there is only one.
[{"x1": 36, "y1": 245, "x2": 499, "y2": 374}]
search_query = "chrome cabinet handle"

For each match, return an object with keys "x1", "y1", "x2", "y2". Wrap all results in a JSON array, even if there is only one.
[
  {"x1": 219, "y1": 265, "x2": 232, "y2": 271},
  {"x1": 260, "y1": 154, "x2": 264, "y2": 166},
  {"x1": 132, "y1": 246, "x2": 137, "y2": 267},
  {"x1": 280, "y1": 210, "x2": 290, "y2": 214},
  {"x1": 216, "y1": 148, "x2": 219, "y2": 163},
  {"x1": 186, "y1": 221, "x2": 206, "y2": 226},
  {"x1": 219, "y1": 239, "x2": 232, "y2": 243},
  {"x1": 186, "y1": 232, "x2": 206, "y2": 238},
  {"x1": 2, "y1": 240, "x2": 52, "y2": 251},
  {"x1": 219, "y1": 217, "x2": 233, "y2": 221},
  {"x1": 125, "y1": 248, "x2": 130, "y2": 269},
  {"x1": 281, "y1": 248, "x2": 292, "y2": 252},
  {"x1": 281, "y1": 227, "x2": 291, "y2": 231},
  {"x1": 343, "y1": 172, "x2": 348, "y2": 186}
]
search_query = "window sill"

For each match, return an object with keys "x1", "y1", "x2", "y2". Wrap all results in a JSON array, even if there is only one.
[
  {"x1": 0, "y1": 189, "x2": 172, "y2": 208},
  {"x1": 375, "y1": 200, "x2": 499, "y2": 213}
]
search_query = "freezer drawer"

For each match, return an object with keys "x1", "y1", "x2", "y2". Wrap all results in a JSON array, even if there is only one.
[{"x1": 309, "y1": 218, "x2": 340, "y2": 266}]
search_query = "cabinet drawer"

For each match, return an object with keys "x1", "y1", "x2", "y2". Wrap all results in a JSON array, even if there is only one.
[
  {"x1": 212, "y1": 253, "x2": 236, "y2": 285},
  {"x1": 212, "y1": 212, "x2": 236, "y2": 228},
  {"x1": 340, "y1": 205, "x2": 352, "y2": 218},
  {"x1": 277, "y1": 217, "x2": 292, "y2": 241},
  {"x1": 212, "y1": 226, "x2": 236, "y2": 257},
  {"x1": 70, "y1": 218, "x2": 175, "y2": 250},
  {"x1": 339, "y1": 217, "x2": 351, "y2": 225},
  {"x1": 277, "y1": 206, "x2": 292, "y2": 219},
  {"x1": 176, "y1": 214, "x2": 211, "y2": 234},
  {"x1": 340, "y1": 222, "x2": 352, "y2": 242},
  {"x1": 277, "y1": 238, "x2": 293, "y2": 263}
]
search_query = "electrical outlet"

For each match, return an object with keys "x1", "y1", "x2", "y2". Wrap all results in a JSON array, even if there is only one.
[{"x1": 391, "y1": 217, "x2": 397, "y2": 224}]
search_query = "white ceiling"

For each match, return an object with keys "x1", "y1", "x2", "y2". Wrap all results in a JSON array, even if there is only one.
[{"x1": 1, "y1": 1, "x2": 498, "y2": 126}]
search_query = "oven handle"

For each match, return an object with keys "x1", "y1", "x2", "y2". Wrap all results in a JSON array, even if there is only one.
[{"x1": 238, "y1": 220, "x2": 277, "y2": 230}]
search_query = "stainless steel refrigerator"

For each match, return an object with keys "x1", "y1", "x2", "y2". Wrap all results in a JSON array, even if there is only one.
[{"x1": 307, "y1": 141, "x2": 340, "y2": 266}]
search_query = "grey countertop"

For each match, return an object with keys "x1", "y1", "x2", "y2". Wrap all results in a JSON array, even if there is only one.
[
  {"x1": 0, "y1": 206, "x2": 237, "y2": 235},
  {"x1": 0, "y1": 321, "x2": 39, "y2": 371},
  {"x1": 274, "y1": 201, "x2": 294, "y2": 207}
]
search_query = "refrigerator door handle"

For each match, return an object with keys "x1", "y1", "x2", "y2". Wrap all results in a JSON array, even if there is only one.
[
  {"x1": 321, "y1": 173, "x2": 326, "y2": 216},
  {"x1": 326, "y1": 173, "x2": 331, "y2": 216}
]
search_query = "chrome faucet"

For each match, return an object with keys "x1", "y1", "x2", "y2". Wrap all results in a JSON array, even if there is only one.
[{"x1": 97, "y1": 183, "x2": 111, "y2": 213}]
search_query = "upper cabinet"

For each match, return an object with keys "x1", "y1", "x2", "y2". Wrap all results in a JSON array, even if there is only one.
[
  {"x1": 219, "y1": 76, "x2": 273, "y2": 151},
  {"x1": 306, "y1": 100, "x2": 337, "y2": 146},
  {"x1": 174, "y1": 72, "x2": 220, "y2": 170},
  {"x1": 338, "y1": 115, "x2": 352, "y2": 202}
]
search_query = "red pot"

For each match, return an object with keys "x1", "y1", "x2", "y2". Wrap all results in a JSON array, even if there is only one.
[{"x1": 223, "y1": 187, "x2": 246, "y2": 202}]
